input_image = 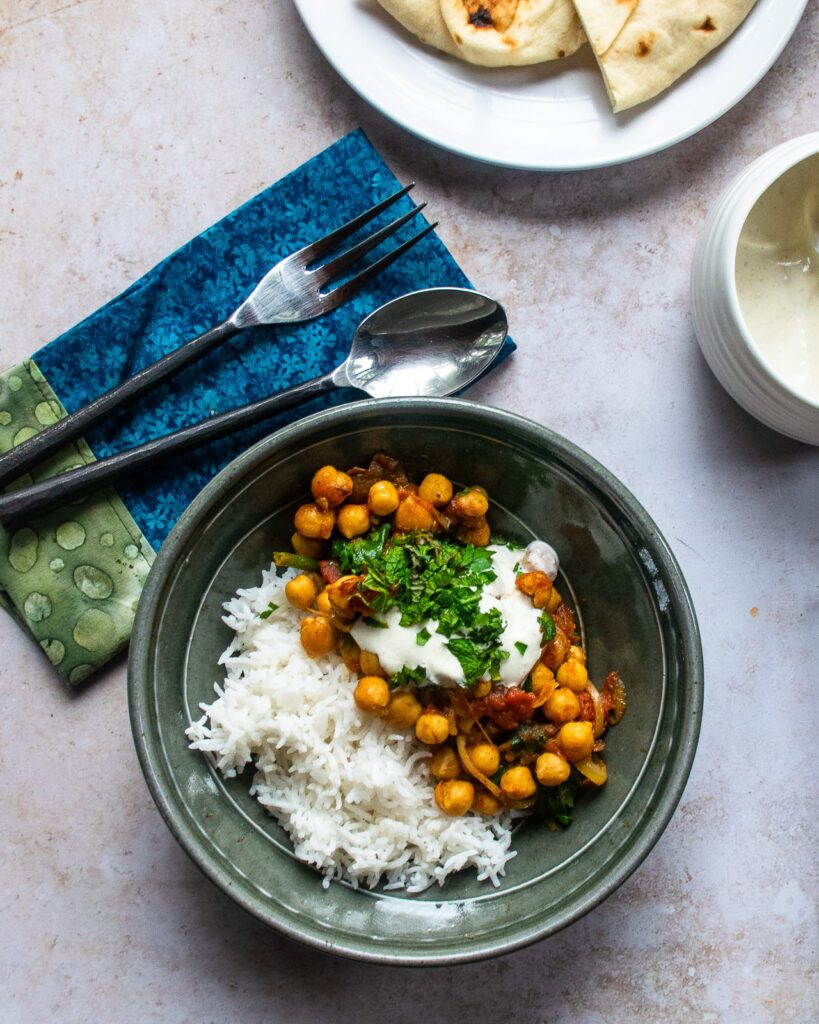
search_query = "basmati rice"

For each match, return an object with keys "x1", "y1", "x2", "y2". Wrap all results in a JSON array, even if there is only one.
[{"x1": 186, "y1": 566, "x2": 516, "y2": 892}]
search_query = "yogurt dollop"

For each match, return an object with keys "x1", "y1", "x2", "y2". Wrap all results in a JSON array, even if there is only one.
[{"x1": 350, "y1": 540, "x2": 560, "y2": 690}]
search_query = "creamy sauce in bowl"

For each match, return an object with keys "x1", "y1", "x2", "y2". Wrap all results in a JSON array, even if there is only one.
[
  {"x1": 735, "y1": 154, "x2": 819, "y2": 405},
  {"x1": 351, "y1": 541, "x2": 559, "y2": 690}
]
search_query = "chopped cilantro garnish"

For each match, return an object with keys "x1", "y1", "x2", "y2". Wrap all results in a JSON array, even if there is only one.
[
  {"x1": 539, "y1": 610, "x2": 556, "y2": 644},
  {"x1": 416, "y1": 627, "x2": 431, "y2": 647},
  {"x1": 391, "y1": 664, "x2": 427, "y2": 689},
  {"x1": 331, "y1": 522, "x2": 391, "y2": 573},
  {"x1": 513, "y1": 562, "x2": 520, "y2": 573},
  {"x1": 366, "y1": 618, "x2": 388, "y2": 629},
  {"x1": 259, "y1": 602, "x2": 279, "y2": 620},
  {"x1": 514, "y1": 640, "x2": 528, "y2": 656},
  {"x1": 352, "y1": 531, "x2": 504, "y2": 688}
]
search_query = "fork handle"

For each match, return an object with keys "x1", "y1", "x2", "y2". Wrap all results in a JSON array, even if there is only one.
[
  {"x1": 0, "y1": 319, "x2": 239, "y2": 490},
  {"x1": 0, "y1": 371, "x2": 340, "y2": 522}
]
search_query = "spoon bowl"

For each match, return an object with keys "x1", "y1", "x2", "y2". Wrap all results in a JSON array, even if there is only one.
[{"x1": 338, "y1": 287, "x2": 507, "y2": 397}]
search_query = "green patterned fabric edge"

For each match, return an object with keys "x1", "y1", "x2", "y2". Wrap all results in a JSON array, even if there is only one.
[{"x1": 0, "y1": 359, "x2": 155, "y2": 687}]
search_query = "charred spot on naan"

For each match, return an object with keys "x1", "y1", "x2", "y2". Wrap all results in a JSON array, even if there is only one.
[
  {"x1": 697, "y1": 16, "x2": 717, "y2": 32},
  {"x1": 461, "y1": 0, "x2": 520, "y2": 34},
  {"x1": 634, "y1": 32, "x2": 655, "y2": 57},
  {"x1": 468, "y1": 6, "x2": 493, "y2": 26}
]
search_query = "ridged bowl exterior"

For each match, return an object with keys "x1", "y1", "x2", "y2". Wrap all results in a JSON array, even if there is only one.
[{"x1": 691, "y1": 133, "x2": 819, "y2": 446}]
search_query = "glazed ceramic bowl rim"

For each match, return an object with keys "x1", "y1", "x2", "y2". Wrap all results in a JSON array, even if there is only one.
[
  {"x1": 128, "y1": 397, "x2": 703, "y2": 965},
  {"x1": 725, "y1": 133, "x2": 819, "y2": 411}
]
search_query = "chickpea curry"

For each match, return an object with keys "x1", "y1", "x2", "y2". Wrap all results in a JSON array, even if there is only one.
[{"x1": 274, "y1": 454, "x2": 627, "y2": 826}]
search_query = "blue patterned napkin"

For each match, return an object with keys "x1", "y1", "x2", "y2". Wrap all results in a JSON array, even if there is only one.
[{"x1": 0, "y1": 129, "x2": 514, "y2": 685}]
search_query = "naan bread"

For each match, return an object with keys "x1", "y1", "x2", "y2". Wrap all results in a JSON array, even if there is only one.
[
  {"x1": 571, "y1": 0, "x2": 758, "y2": 111},
  {"x1": 376, "y1": 0, "x2": 459, "y2": 56},
  {"x1": 438, "y1": 0, "x2": 586, "y2": 66}
]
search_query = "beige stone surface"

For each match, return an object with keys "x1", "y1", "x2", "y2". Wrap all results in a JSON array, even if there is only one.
[{"x1": 1, "y1": 2, "x2": 817, "y2": 1021}]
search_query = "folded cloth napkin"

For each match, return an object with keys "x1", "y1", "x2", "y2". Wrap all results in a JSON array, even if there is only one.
[{"x1": 0, "y1": 129, "x2": 514, "y2": 687}]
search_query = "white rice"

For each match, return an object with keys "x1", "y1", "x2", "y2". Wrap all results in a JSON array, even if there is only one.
[{"x1": 186, "y1": 566, "x2": 516, "y2": 892}]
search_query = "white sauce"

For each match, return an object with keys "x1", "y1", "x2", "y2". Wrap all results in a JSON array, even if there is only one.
[
  {"x1": 735, "y1": 154, "x2": 819, "y2": 403},
  {"x1": 350, "y1": 541, "x2": 560, "y2": 690}
]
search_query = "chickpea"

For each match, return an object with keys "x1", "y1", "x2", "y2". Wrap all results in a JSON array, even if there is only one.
[
  {"x1": 434, "y1": 779, "x2": 475, "y2": 817},
  {"x1": 530, "y1": 663, "x2": 556, "y2": 700},
  {"x1": 415, "y1": 711, "x2": 450, "y2": 746},
  {"x1": 354, "y1": 675, "x2": 390, "y2": 715},
  {"x1": 310, "y1": 465, "x2": 353, "y2": 509},
  {"x1": 385, "y1": 691, "x2": 423, "y2": 729},
  {"x1": 418, "y1": 473, "x2": 453, "y2": 507},
  {"x1": 336, "y1": 504, "x2": 370, "y2": 539},
  {"x1": 472, "y1": 789, "x2": 502, "y2": 815},
  {"x1": 284, "y1": 574, "x2": 318, "y2": 610},
  {"x1": 429, "y1": 746, "x2": 461, "y2": 780},
  {"x1": 541, "y1": 628, "x2": 571, "y2": 671},
  {"x1": 367, "y1": 480, "x2": 400, "y2": 516},
  {"x1": 450, "y1": 488, "x2": 489, "y2": 520},
  {"x1": 472, "y1": 679, "x2": 492, "y2": 698},
  {"x1": 559, "y1": 721, "x2": 595, "y2": 762},
  {"x1": 500, "y1": 765, "x2": 537, "y2": 801},
  {"x1": 291, "y1": 532, "x2": 325, "y2": 559},
  {"x1": 359, "y1": 649, "x2": 385, "y2": 678},
  {"x1": 457, "y1": 519, "x2": 491, "y2": 547},
  {"x1": 325, "y1": 575, "x2": 361, "y2": 616},
  {"x1": 543, "y1": 587, "x2": 563, "y2": 614},
  {"x1": 394, "y1": 494, "x2": 438, "y2": 533},
  {"x1": 515, "y1": 570, "x2": 553, "y2": 609},
  {"x1": 315, "y1": 590, "x2": 332, "y2": 615},
  {"x1": 294, "y1": 503, "x2": 335, "y2": 540},
  {"x1": 568, "y1": 645, "x2": 587, "y2": 664},
  {"x1": 544, "y1": 687, "x2": 581, "y2": 724},
  {"x1": 556, "y1": 658, "x2": 589, "y2": 693},
  {"x1": 300, "y1": 616, "x2": 337, "y2": 657},
  {"x1": 468, "y1": 742, "x2": 500, "y2": 776},
  {"x1": 535, "y1": 751, "x2": 571, "y2": 787}
]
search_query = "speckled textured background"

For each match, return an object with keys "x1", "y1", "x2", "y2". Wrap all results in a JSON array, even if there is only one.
[{"x1": 1, "y1": 1, "x2": 817, "y2": 1021}]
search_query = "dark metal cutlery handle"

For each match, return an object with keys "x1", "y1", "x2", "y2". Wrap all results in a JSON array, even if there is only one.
[
  {"x1": 0, "y1": 319, "x2": 238, "y2": 490},
  {"x1": 0, "y1": 371, "x2": 338, "y2": 522}
]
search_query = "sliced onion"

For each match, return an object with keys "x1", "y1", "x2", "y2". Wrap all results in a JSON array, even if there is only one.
[
  {"x1": 508, "y1": 797, "x2": 536, "y2": 811},
  {"x1": 574, "y1": 755, "x2": 608, "y2": 786},
  {"x1": 532, "y1": 675, "x2": 557, "y2": 709},
  {"x1": 456, "y1": 733, "x2": 506, "y2": 803},
  {"x1": 586, "y1": 681, "x2": 606, "y2": 738}
]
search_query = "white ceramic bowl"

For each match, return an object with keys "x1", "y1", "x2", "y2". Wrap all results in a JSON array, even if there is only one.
[{"x1": 691, "y1": 132, "x2": 819, "y2": 446}]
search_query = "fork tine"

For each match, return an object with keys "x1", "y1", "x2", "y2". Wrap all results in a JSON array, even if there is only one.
[
  {"x1": 319, "y1": 222, "x2": 438, "y2": 312},
  {"x1": 296, "y1": 183, "x2": 416, "y2": 264},
  {"x1": 311, "y1": 203, "x2": 427, "y2": 288}
]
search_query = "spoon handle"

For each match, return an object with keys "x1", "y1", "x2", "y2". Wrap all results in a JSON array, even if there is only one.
[
  {"x1": 0, "y1": 371, "x2": 339, "y2": 522},
  {"x1": 0, "y1": 320, "x2": 240, "y2": 490}
]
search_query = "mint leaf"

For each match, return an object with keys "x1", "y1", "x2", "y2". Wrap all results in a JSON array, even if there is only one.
[
  {"x1": 391, "y1": 664, "x2": 427, "y2": 689},
  {"x1": 540, "y1": 610, "x2": 556, "y2": 644},
  {"x1": 331, "y1": 522, "x2": 391, "y2": 573},
  {"x1": 349, "y1": 531, "x2": 510, "y2": 689}
]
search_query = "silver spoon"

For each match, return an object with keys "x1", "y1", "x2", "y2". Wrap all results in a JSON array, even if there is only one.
[{"x1": 0, "y1": 287, "x2": 507, "y2": 521}]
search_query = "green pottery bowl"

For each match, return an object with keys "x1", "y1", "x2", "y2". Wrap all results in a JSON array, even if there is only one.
[{"x1": 128, "y1": 398, "x2": 702, "y2": 965}]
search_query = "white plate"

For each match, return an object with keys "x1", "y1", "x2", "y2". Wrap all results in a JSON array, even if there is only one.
[{"x1": 293, "y1": 0, "x2": 808, "y2": 170}]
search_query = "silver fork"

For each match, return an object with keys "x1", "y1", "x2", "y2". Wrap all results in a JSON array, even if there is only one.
[{"x1": 0, "y1": 184, "x2": 432, "y2": 490}]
